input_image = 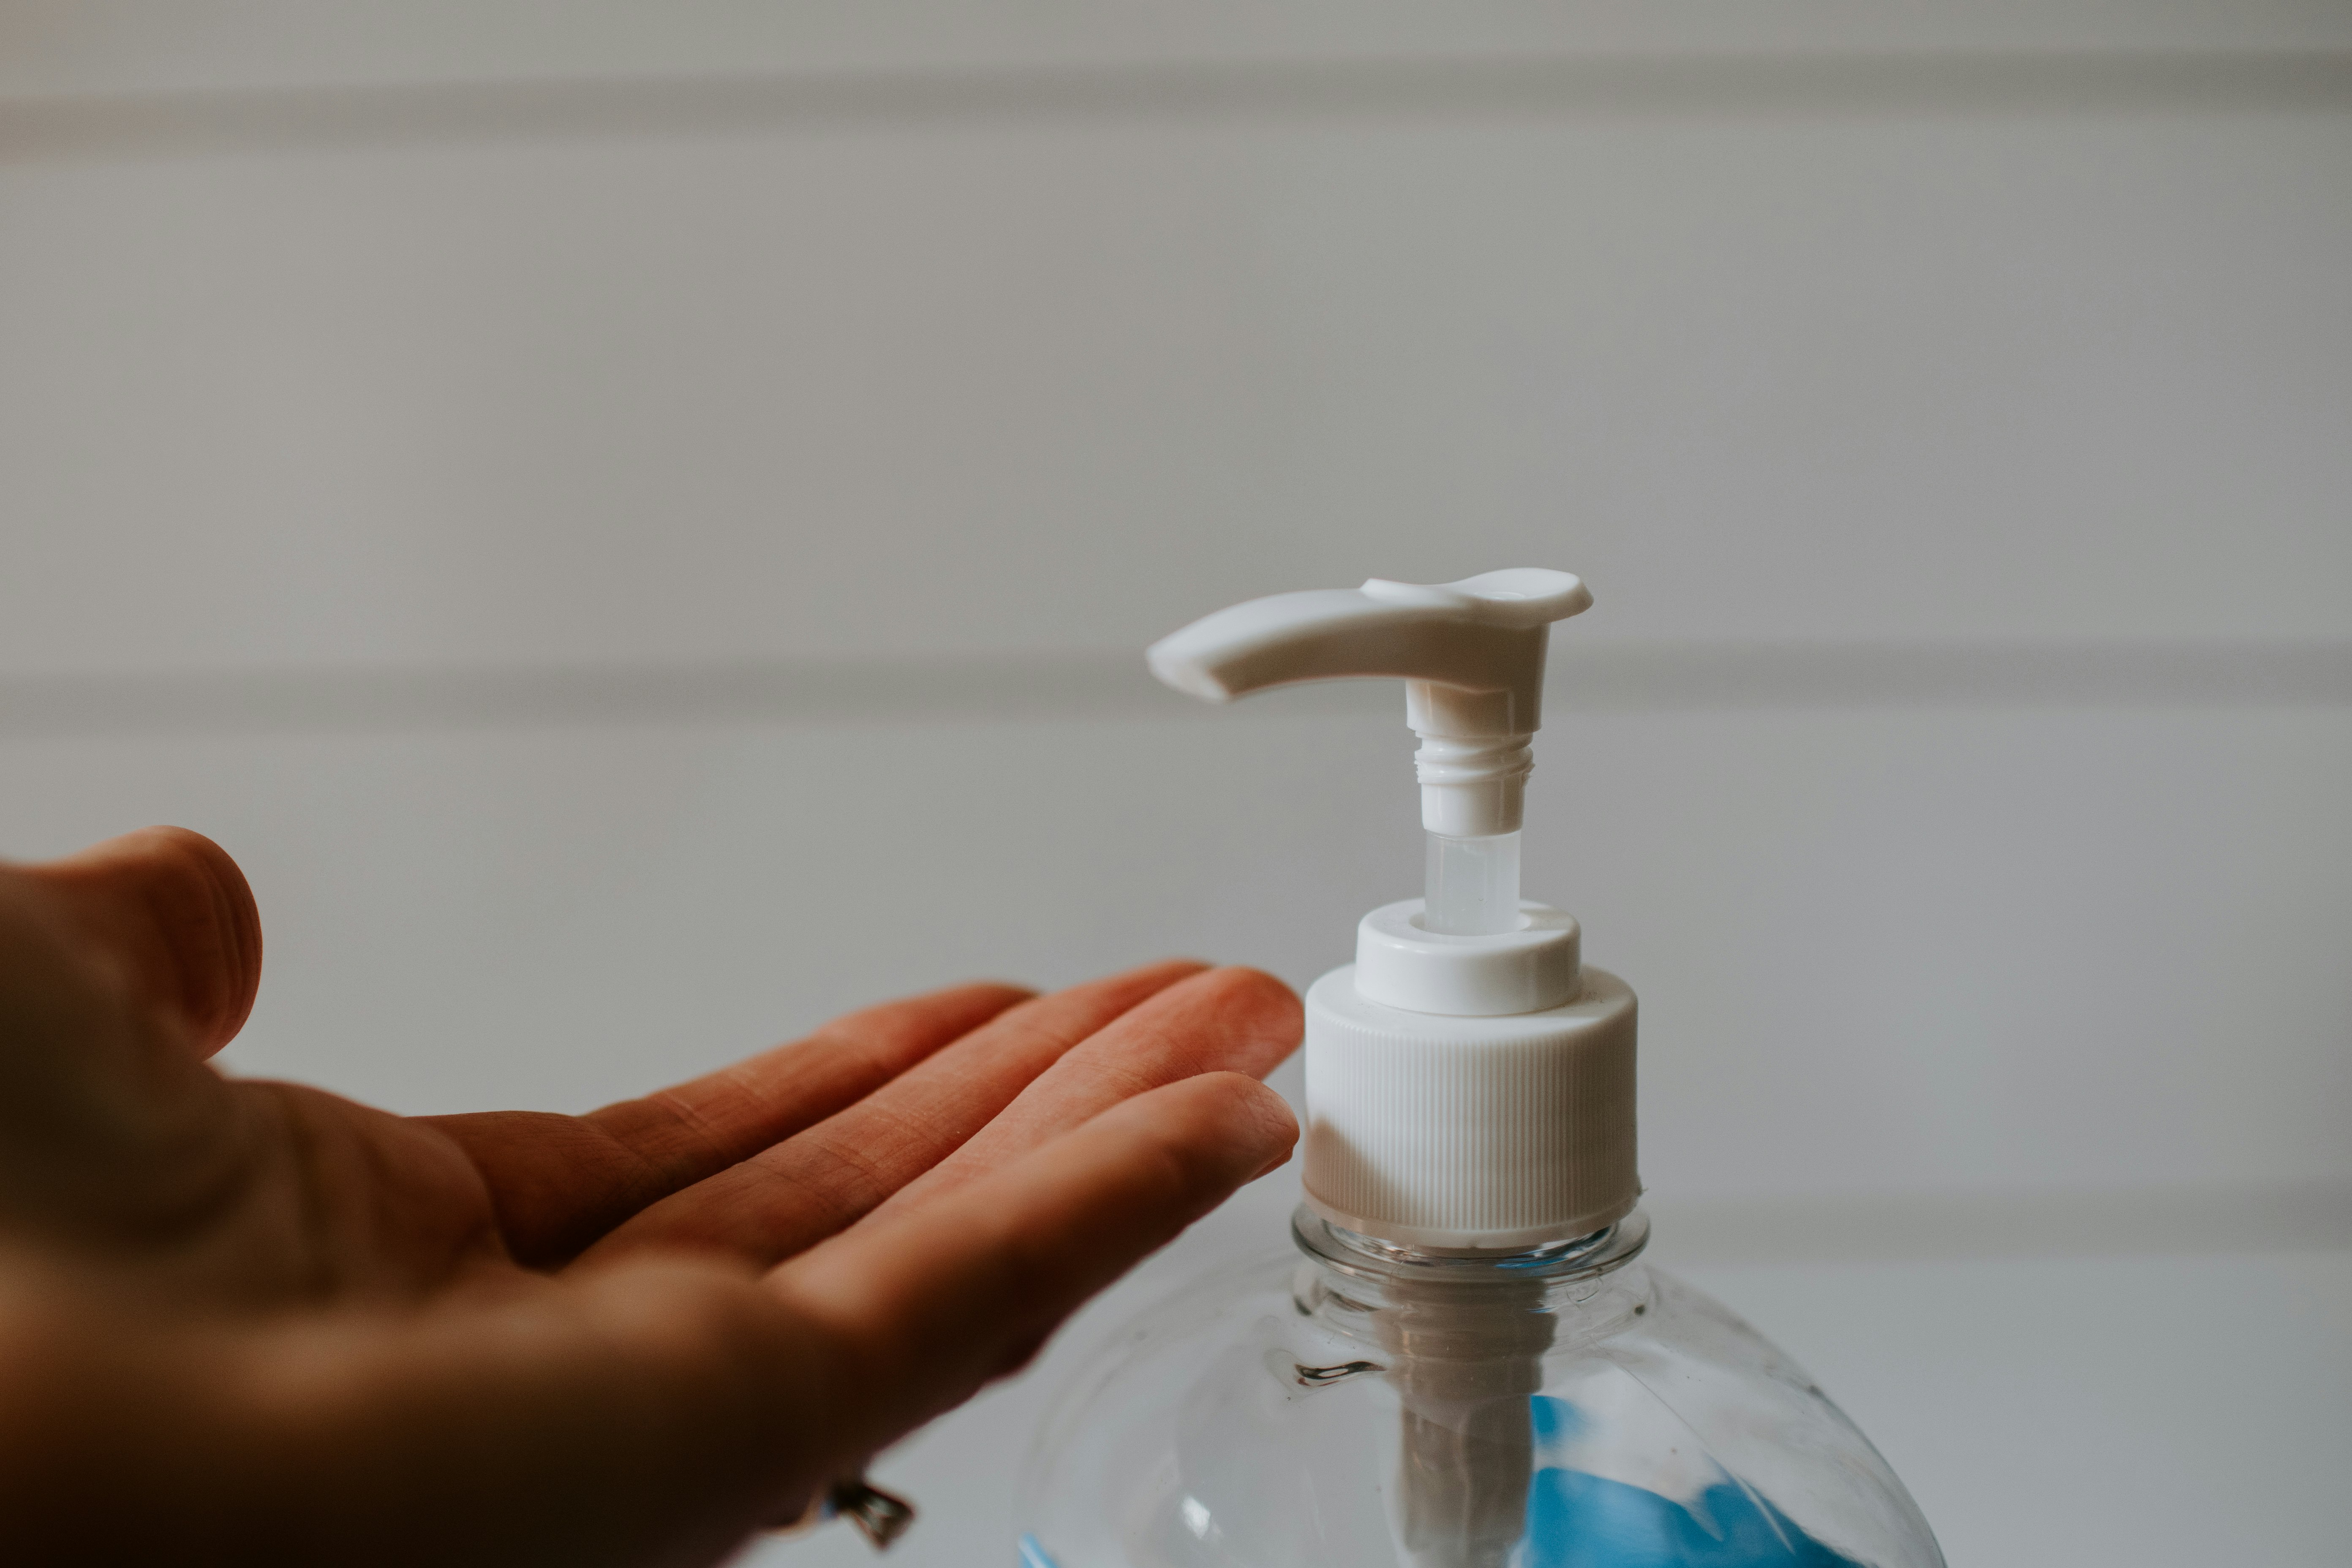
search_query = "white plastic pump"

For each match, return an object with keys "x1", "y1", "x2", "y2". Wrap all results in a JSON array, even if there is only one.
[{"x1": 1149, "y1": 568, "x2": 1638, "y2": 1251}]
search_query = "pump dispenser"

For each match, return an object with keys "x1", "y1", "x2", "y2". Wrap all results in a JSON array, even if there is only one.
[
  {"x1": 1016, "y1": 572, "x2": 1943, "y2": 1568},
  {"x1": 1150, "y1": 568, "x2": 1633, "y2": 1252}
]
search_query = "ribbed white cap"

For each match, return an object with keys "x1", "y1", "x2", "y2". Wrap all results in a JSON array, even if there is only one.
[{"x1": 1301, "y1": 902, "x2": 1639, "y2": 1252}]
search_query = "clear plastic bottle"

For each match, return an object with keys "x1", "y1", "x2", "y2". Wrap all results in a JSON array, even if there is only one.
[
  {"x1": 1017, "y1": 1207, "x2": 1943, "y2": 1568},
  {"x1": 1034, "y1": 571, "x2": 1946, "y2": 1565}
]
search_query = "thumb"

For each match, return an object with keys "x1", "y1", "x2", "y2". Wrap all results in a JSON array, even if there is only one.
[{"x1": 18, "y1": 826, "x2": 263, "y2": 1059}]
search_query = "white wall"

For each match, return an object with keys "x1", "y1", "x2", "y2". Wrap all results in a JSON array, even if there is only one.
[{"x1": 2, "y1": 5, "x2": 2347, "y2": 1563}]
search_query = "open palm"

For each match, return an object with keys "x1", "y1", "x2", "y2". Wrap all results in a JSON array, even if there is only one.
[{"x1": 0, "y1": 828, "x2": 1299, "y2": 1566}]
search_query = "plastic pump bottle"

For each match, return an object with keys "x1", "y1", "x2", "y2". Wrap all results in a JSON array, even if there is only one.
[{"x1": 1016, "y1": 571, "x2": 1944, "y2": 1568}]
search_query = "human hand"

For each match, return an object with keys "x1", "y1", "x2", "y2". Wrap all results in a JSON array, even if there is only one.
[{"x1": 0, "y1": 828, "x2": 1300, "y2": 1565}]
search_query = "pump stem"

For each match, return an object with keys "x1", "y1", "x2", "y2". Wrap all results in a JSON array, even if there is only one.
[{"x1": 1424, "y1": 832, "x2": 1523, "y2": 935}]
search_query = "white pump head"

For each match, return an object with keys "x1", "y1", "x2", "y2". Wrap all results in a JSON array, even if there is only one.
[
  {"x1": 1146, "y1": 567, "x2": 1591, "y2": 838},
  {"x1": 1148, "y1": 567, "x2": 1638, "y2": 1251}
]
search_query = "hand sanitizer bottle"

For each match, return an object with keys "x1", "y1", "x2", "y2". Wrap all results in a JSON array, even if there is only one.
[{"x1": 1016, "y1": 572, "x2": 1944, "y2": 1568}]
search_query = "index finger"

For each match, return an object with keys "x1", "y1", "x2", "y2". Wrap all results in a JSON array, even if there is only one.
[{"x1": 766, "y1": 1070, "x2": 1298, "y2": 1461}]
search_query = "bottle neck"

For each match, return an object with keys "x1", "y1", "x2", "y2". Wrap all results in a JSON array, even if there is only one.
[{"x1": 1290, "y1": 1205, "x2": 1651, "y2": 1320}]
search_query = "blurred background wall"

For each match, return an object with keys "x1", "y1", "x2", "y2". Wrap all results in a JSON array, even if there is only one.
[{"x1": 2, "y1": 4, "x2": 2347, "y2": 1564}]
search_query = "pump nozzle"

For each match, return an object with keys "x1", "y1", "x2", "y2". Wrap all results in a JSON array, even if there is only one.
[{"x1": 1149, "y1": 568, "x2": 1591, "y2": 933}]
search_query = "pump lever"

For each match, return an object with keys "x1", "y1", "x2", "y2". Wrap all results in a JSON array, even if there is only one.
[
  {"x1": 1146, "y1": 567, "x2": 1589, "y2": 735},
  {"x1": 1147, "y1": 566, "x2": 1593, "y2": 845}
]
